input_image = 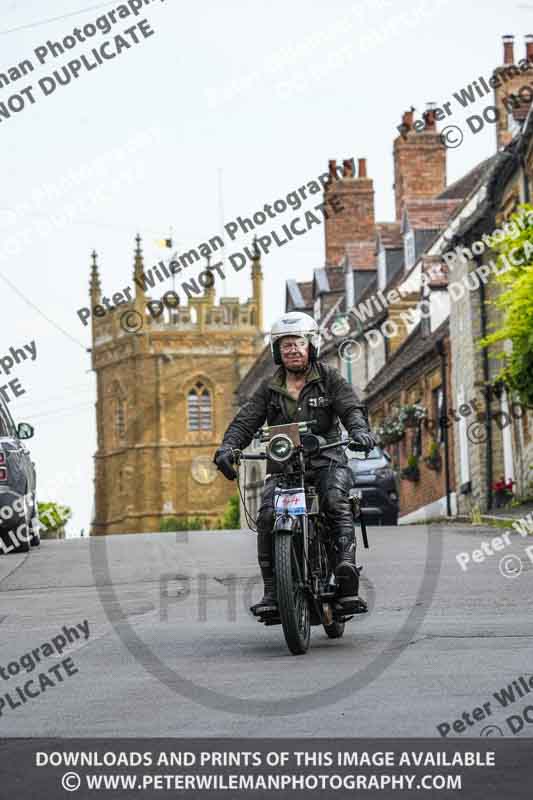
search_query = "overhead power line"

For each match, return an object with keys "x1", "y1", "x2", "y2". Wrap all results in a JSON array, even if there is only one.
[
  {"x1": 0, "y1": 2, "x2": 118, "y2": 36},
  {"x1": 0, "y1": 271, "x2": 87, "y2": 350}
]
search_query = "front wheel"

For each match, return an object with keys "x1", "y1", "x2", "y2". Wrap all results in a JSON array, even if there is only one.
[{"x1": 275, "y1": 532, "x2": 310, "y2": 655}]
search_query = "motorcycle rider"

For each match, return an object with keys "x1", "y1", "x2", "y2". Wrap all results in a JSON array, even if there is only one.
[{"x1": 213, "y1": 312, "x2": 376, "y2": 615}]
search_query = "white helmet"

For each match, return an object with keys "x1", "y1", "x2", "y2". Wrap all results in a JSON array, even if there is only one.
[{"x1": 270, "y1": 311, "x2": 321, "y2": 365}]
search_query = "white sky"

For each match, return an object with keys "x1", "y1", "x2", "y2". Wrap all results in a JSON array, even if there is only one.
[{"x1": 0, "y1": 0, "x2": 525, "y2": 534}]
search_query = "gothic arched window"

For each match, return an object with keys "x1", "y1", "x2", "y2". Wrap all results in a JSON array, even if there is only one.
[{"x1": 187, "y1": 382, "x2": 212, "y2": 431}]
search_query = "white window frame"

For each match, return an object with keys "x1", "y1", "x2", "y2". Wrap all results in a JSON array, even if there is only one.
[
  {"x1": 457, "y1": 386, "x2": 470, "y2": 486},
  {"x1": 404, "y1": 229, "x2": 415, "y2": 269},
  {"x1": 501, "y1": 389, "x2": 515, "y2": 484}
]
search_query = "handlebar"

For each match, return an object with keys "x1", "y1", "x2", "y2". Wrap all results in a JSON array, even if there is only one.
[{"x1": 234, "y1": 437, "x2": 370, "y2": 462}]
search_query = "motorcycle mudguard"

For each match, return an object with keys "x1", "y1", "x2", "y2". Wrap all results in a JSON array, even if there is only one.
[{"x1": 273, "y1": 513, "x2": 299, "y2": 533}]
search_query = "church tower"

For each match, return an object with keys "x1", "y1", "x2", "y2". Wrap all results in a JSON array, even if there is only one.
[{"x1": 90, "y1": 239, "x2": 264, "y2": 535}]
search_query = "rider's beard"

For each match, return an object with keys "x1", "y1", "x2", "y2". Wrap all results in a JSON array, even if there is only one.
[{"x1": 284, "y1": 357, "x2": 310, "y2": 375}]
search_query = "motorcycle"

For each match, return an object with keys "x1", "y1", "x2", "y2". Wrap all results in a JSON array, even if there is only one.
[{"x1": 234, "y1": 420, "x2": 370, "y2": 656}]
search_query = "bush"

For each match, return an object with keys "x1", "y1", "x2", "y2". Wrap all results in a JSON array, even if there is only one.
[
  {"x1": 37, "y1": 501, "x2": 71, "y2": 535},
  {"x1": 221, "y1": 495, "x2": 240, "y2": 529},
  {"x1": 159, "y1": 516, "x2": 207, "y2": 532}
]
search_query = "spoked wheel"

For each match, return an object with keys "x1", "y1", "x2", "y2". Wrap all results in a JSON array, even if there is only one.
[{"x1": 275, "y1": 532, "x2": 310, "y2": 655}]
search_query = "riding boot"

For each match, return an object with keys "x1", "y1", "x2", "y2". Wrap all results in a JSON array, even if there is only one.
[
  {"x1": 333, "y1": 532, "x2": 367, "y2": 613},
  {"x1": 250, "y1": 529, "x2": 278, "y2": 614}
]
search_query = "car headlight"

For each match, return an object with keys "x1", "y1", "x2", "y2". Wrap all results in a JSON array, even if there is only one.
[
  {"x1": 267, "y1": 434, "x2": 294, "y2": 462},
  {"x1": 375, "y1": 467, "x2": 395, "y2": 480}
]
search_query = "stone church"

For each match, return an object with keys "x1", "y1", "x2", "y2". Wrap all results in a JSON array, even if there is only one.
[{"x1": 90, "y1": 236, "x2": 264, "y2": 535}]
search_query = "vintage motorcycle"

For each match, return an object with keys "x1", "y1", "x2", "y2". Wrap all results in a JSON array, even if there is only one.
[{"x1": 234, "y1": 420, "x2": 370, "y2": 656}]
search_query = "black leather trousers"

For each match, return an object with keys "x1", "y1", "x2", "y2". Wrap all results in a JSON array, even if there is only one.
[{"x1": 255, "y1": 463, "x2": 355, "y2": 579}]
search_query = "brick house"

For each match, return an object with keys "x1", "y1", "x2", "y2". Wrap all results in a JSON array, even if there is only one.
[{"x1": 364, "y1": 320, "x2": 456, "y2": 520}]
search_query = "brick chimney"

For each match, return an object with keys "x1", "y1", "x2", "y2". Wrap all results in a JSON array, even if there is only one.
[
  {"x1": 324, "y1": 157, "x2": 375, "y2": 265},
  {"x1": 393, "y1": 108, "x2": 446, "y2": 221},
  {"x1": 503, "y1": 34, "x2": 514, "y2": 64},
  {"x1": 493, "y1": 34, "x2": 533, "y2": 150},
  {"x1": 526, "y1": 34, "x2": 533, "y2": 61}
]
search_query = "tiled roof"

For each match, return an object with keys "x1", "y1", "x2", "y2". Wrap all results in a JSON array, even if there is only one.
[
  {"x1": 403, "y1": 199, "x2": 462, "y2": 231},
  {"x1": 344, "y1": 240, "x2": 376, "y2": 270},
  {"x1": 376, "y1": 222, "x2": 402, "y2": 249},
  {"x1": 438, "y1": 155, "x2": 497, "y2": 200},
  {"x1": 365, "y1": 319, "x2": 449, "y2": 401}
]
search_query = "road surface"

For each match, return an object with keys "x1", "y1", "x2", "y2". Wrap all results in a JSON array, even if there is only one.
[{"x1": 0, "y1": 524, "x2": 531, "y2": 737}]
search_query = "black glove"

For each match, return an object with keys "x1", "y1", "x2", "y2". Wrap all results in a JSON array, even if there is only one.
[
  {"x1": 348, "y1": 432, "x2": 376, "y2": 452},
  {"x1": 213, "y1": 446, "x2": 237, "y2": 481}
]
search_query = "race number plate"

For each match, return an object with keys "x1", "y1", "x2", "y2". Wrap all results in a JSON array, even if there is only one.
[{"x1": 274, "y1": 488, "x2": 306, "y2": 515}]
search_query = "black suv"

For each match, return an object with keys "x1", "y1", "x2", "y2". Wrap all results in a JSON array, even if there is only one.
[
  {"x1": 0, "y1": 396, "x2": 38, "y2": 554},
  {"x1": 346, "y1": 445, "x2": 399, "y2": 525}
]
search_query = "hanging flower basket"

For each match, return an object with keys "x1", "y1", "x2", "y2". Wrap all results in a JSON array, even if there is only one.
[
  {"x1": 398, "y1": 404, "x2": 428, "y2": 428},
  {"x1": 376, "y1": 417, "x2": 405, "y2": 446},
  {"x1": 400, "y1": 456, "x2": 420, "y2": 482},
  {"x1": 423, "y1": 440, "x2": 442, "y2": 472},
  {"x1": 424, "y1": 454, "x2": 442, "y2": 472}
]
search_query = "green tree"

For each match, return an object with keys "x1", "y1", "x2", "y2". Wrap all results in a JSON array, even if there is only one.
[
  {"x1": 480, "y1": 204, "x2": 533, "y2": 404},
  {"x1": 221, "y1": 494, "x2": 240, "y2": 529},
  {"x1": 37, "y1": 501, "x2": 72, "y2": 537}
]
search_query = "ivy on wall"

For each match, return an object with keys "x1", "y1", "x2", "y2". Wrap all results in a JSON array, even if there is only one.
[{"x1": 480, "y1": 203, "x2": 533, "y2": 405}]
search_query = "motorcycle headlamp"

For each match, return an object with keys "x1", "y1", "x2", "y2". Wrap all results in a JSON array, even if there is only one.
[{"x1": 267, "y1": 434, "x2": 294, "y2": 462}]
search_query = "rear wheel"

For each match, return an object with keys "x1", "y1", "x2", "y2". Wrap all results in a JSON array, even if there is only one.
[
  {"x1": 275, "y1": 531, "x2": 310, "y2": 655},
  {"x1": 318, "y1": 536, "x2": 345, "y2": 639}
]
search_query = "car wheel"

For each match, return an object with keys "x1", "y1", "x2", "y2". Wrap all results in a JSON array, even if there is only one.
[
  {"x1": 381, "y1": 512, "x2": 398, "y2": 526},
  {"x1": 13, "y1": 494, "x2": 33, "y2": 553},
  {"x1": 29, "y1": 496, "x2": 40, "y2": 546}
]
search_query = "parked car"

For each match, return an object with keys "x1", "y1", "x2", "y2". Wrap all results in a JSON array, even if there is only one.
[
  {"x1": 346, "y1": 445, "x2": 399, "y2": 525},
  {"x1": 0, "y1": 396, "x2": 38, "y2": 554}
]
